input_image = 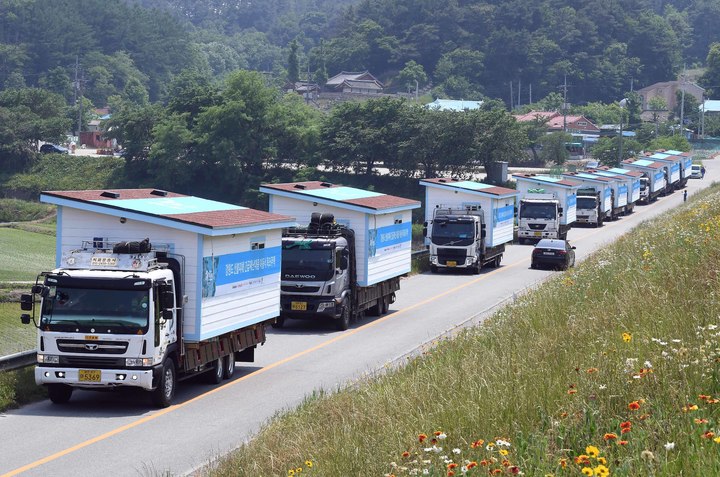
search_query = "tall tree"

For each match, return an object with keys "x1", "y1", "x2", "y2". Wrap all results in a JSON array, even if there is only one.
[{"x1": 287, "y1": 39, "x2": 300, "y2": 84}]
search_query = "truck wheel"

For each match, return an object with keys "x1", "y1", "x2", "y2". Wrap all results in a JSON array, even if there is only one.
[
  {"x1": 205, "y1": 357, "x2": 223, "y2": 384},
  {"x1": 379, "y1": 295, "x2": 390, "y2": 315},
  {"x1": 335, "y1": 299, "x2": 351, "y2": 331},
  {"x1": 430, "y1": 264, "x2": 438, "y2": 273},
  {"x1": 151, "y1": 359, "x2": 176, "y2": 408},
  {"x1": 472, "y1": 262, "x2": 481, "y2": 274},
  {"x1": 223, "y1": 354, "x2": 236, "y2": 380},
  {"x1": 47, "y1": 384, "x2": 73, "y2": 404},
  {"x1": 271, "y1": 316, "x2": 285, "y2": 329},
  {"x1": 493, "y1": 256, "x2": 502, "y2": 268}
]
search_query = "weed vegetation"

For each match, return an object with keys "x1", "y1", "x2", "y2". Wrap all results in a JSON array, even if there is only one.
[
  {"x1": 0, "y1": 199, "x2": 54, "y2": 223},
  {"x1": 2, "y1": 154, "x2": 125, "y2": 200},
  {"x1": 207, "y1": 185, "x2": 720, "y2": 477},
  {"x1": 0, "y1": 367, "x2": 46, "y2": 412}
]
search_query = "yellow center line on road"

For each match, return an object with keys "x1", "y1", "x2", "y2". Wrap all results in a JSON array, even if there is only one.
[{"x1": 3, "y1": 261, "x2": 519, "y2": 477}]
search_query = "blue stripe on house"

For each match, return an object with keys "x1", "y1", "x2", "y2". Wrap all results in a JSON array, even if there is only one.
[
  {"x1": 56, "y1": 206, "x2": 63, "y2": 267},
  {"x1": 375, "y1": 222, "x2": 412, "y2": 248},
  {"x1": 207, "y1": 247, "x2": 281, "y2": 287},
  {"x1": 493, "y1": 205, "x2": 514, "y2": 224}
]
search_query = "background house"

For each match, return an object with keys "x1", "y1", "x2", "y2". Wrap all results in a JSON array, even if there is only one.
[
  {"x1": 638, "y1": 81, "x2": 705, "y2": 121},
  {"x1": 513, "y1": 111, "x2": 600, "y2": 135},
  {"x1": 325, "y1": 71, "x2": 383, "y2": 94},
  {"x1": 426, "y1": 99, "x2": 483, "y2": 111}
]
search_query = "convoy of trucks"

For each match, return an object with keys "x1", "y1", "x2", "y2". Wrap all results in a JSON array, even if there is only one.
[
  {"x1": 419, "y1": 178, "x2": 519, "y2": 273},
  {"x1": 16, "y1": 151, "x2": 691, "y2": 406},
  {"x1": 621, "y1": 158, "x2": 668, "y2": 203}
]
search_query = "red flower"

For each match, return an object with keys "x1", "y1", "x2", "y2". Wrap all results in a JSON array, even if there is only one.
[
  {"x1": 604, "y1": 433, "x2": 618, "y2": 440},
  {"x1": 628, "y1": 401, "x2": 641, "y2": 410},
  {"x1": 621, "y1": 427, "x2": 631, "y2": 434},
  {"x1": 447, "y1": 463, "x2": 458, "y2": 470},
  {"x1": 402, "y1": 451, "x2": 410, "y2": 458},
  {"x1": 702, "y1": 431, "x2": 716, "y2": 439},
  {"x1": 509, "y1": 466, "x2": 521, "y2": 474},
  {"x1": 418, "y1": 434, "x2": 428, "y2": 443},
  {"x1": 618, "y1": 440, "x2": 629, "y2": 446},
  {"x1": 620, "y1": 421, "x2": 632, "y2": 429}
]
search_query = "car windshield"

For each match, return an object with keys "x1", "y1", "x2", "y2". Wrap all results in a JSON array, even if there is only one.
[
  {"x1": 41, "y1": 286, "x2": 150, "y2": 333},
  {"x1": 431, "y1": 221, "x2": 474, "y2": 246},
  {"x1": 281, "y1": 248, "x2": 334, "y2": 281},
  {"x1": 536, "y1": 240, "x2": 565, "y2": 250},
  {"x1": 520, "y1": 202, "x2": 556, "y2": 219}
]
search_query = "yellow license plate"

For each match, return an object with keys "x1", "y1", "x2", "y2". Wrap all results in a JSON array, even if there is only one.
[
  {"x1": 534, "y1": 232, "x2": 542, "y2": 236},
  {"x1": 446, "y1": 260, "x2": 457, "y2": 267},
  {"x1": 291, "y1": 301, "x2": 307, "y2": 311},
  {"x1": 79, "y1": 369, "x2": 101, "y2": 382}
]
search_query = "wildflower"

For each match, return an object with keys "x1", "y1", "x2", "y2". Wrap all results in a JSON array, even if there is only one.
[
  {"x1": 620, "y1": 421, "x2": 632, "y2": 430},
  {"x1": 714, "y1": 437, "x2": 720, "y2": 444},
  {"x1": 418, "y1": 434, "x2": 428, "y2": 443},
  {"x1": 628, "y1": 401, "x2": 641, "y2": 410},
  {"x1": 501, "y1": 459, "x2": 511, "y2": 467},
  {"x1": 594, "y1": 464, "x2": 610, "y2": 477},
  {"x1": 597, "y1": 457, "x2": 607, "y2": 465},
  {"x1": 447, "y1": 472, "x2": 454, "y2": 477},
  {"x1": 467, "y1": 462, "x2": 478, "y2": 469},
  {"x1": 491, "y1": 469, "x2": 502, "y2": 475},
  {"x1": 699, "y1": 394, "x2": 712, "y2": 401},
  {"x1": 585, "y1": 446, "x2": 600, "y2": 458},
  {"x1": 599, "y1": 385, "x2": 607, "y2": 390},
  {"x1": 509, "y1": 466, "x2": 520, "y2": 474},
  {"x1": 568, "y1": 389, "x2": 578, "y2": 395},
  {"x1": 623, "y1": 332, "x2": 632, "y2": 343},
  {"x1": 621, "y1": 427, "x2": 631, "y2": 434},
  {"x1": 305, "y1": 460, "x2": 313, "y2": 468},
  {"x1": 447, "y1": 463, "x2": 458, "y2": 470},
  {"x1": 575, "y1": 455, "x2": 591, "y2": 465},
  {"x1": 683, "y1": 404, "x2": 699, "y2": 412},
  {"x1": 694, "y1": 418, "x2": 709, "y2": 424},
  {"x1": 496, "y1": 439, "x2": 512, "y2": 447},
  {"x1": 603, "y1": 433, "x2": 618, "y2": 441},
  {"x1": 587, "y1": 367, "x2": 599, "y2": 373},
  {"x1": 296, "y1": 468, "x2": 302, "y2": 474},
  {"x1": 618, "y1": 440, "x2": 629, "y2": 446},
  {"x1": 559, "y1": 458, "x2": 568, "y2": 468},
  {"x1": 288, "y1": 470, "x2": 295, "y2": 476},
  {"x1": 485, "y1": 443, "x2": 495, "y2": 451},
  {"x1": 581, "y1": 467, "x2": 593, "y2": 476},
  {"x1": 470, "y1": 440, "x2": 484, "y2": 448},
  {"x1": 402, "y1": 451, "x2": 411, "y2": 458},
  {"x1": 702, "y1": 431, "x2": 716, "y2": 439},
  {"x1": 664, "y1": 442, "x2": 676, "y2": 451},
  {"x1": 641, "y1": 450, "x2": 656, "y2": 462},
  {"x1": 452, "y1": 448, "x2": 461, "y2": 455},
  {"x1": 480, "y1": 460, "x2": 490, "y2": 466}
]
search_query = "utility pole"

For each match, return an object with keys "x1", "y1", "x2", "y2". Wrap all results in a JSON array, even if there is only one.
[
  {"x1": 518, "y1": 79, "x2": 521, "y2": 108},
  {"x1": 679, "y1": 65, "x2": 686, "y2": 136},
  {"x1": 529, "y1": 83, "x2": 532, "y2": 105},
  {"x1": 73, "y1": 56, "x2": 80, "y2": 136},
  {"x1": 562, "y1": 74, "x2": 568, "y2": 132},
  {"x1": 510, "y1": 82, "x2": 514, "y2": 110}
]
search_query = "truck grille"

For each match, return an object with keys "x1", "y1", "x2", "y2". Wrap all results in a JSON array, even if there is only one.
[
  {"x1": 437, "y1": 248, "x2": 467, "y2": 265},
  {"x1": 57, "y1": 339, "x2": 128, "y2": 354},
  {"x1": 281, "y1": 285, "x2": 321, "y2": 293},
  {"x1": 528, "y1": 223, "x2": 547, "y2": 230},
  {"x1": 60, "y1": 356, "x2": 125, "y2": 368}
]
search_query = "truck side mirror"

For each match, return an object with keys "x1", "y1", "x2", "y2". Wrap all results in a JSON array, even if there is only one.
[
  {"x1": 21, "y1": 314, "x2": 31, "y2": 325},
  {"x1": 339, "y1": 256, "x2": 348, "y2": 270},
  {"x1": 20, "y1": 294, "x2": 33, "y2": 311},
  {"x1": 159, "y1": 284, "x2": 174, "y2": 309},
  {"x1": 558, "y1": 207, "x2": 564, "y2": 217},
  {"x1": 480, "y1": 224, "x2": 486, "y2": 239},
  {"x1": 422, "y1": 222, "x2": 428, "y2": 237},
  {"x1": 162, "y1": 309, "x2": 174, "y2": 320}
]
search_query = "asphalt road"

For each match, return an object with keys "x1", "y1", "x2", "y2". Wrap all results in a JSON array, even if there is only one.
[{"x1": 0, "y1": 165, "x2": 716, "y2": 477}]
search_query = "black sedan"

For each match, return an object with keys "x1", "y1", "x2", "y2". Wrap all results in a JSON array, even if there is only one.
[
  {"x1": 531, "y1": 239, "x2": 576, "y2": 270},
  {"x1": 39, "y1": 143, "x2": 69, "y2": 154}
]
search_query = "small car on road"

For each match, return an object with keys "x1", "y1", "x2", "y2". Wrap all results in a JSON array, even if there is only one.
[
  {"x1": 690, "y1": 164, "x2": 702, "y2": 179},
  {"x1": 39, "y1": 143, "x2": 69, "y2": 154},
  {"x1": 531, "y1": 238, "x2": 576, "y2": 270}
]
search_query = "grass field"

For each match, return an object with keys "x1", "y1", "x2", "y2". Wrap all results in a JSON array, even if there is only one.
[
  {"x1": 207, "y1": 185, "x2": 720, "y2": 477},
  {"x1": 0, "y1": 227, "x2": 55, "y2": 281},
  {"x1": 0, "y1": 302, "x2": 35, "y2": 356}
]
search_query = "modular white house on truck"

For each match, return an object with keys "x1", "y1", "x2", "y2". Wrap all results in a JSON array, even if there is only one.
[
  {"x1": 651, "y1": 149, "x2": 693, "y2": 188},
  {"x1": 586, "y1": 169, "x2": 635, "y2": 214},
  {"x1": 644, "y1": 151, "x2": 681, "y2": 191},
  {"x1": 513, "y1": 174, "x2": 581, "y2": 242},
  {"x1": 561, "y1": 172, "x2": 614, "y2": 225},
  {"x1": 595, "y1": 167, "x2": 643, "y2": 206},
  {"x1": 259, "y1": 181, "x2": 420, "y2": 329},
  {"x1": 20, "y1": 189, "x2": 294, "y2": 407},
  {"x1": 419, "y1": 178, "x2": 520, "y2": 273},
  {"x1": 621, "y1": 158, "x2": 667, "y2": 203}
]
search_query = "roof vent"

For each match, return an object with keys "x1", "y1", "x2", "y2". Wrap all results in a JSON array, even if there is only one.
[
  {"x1": 294, "y1": 184, "x2": 307, "y2": 190},
  {"x1": 150, "y1": 189, "x2": 168, "y2": 197},
  {"x1": 438, "y1": 179, "x2": 447, "y2": 183},
  {"x1": 320, "y1": 182, "x2": 333, "y2": 187},
  {"x1": 100, "y1": 191, "x2": 120, "y2": 199}
]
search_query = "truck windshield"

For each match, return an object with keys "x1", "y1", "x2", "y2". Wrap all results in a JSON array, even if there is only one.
[
  {"x1": 519, "y1": 202, "x2": 557, "y2": 219},
  {"x1": 576, "y1": 197, "x2": 597, "y2": 209},
  {"x1": 40, "y1": 287, "x2": 150, "y2": 333},
  {"x1": 431, "y1": 221, "x2": 474, "y2": 246},
  {"x1": 281, "y1": 248, "x2": 334, "y2": 281}
]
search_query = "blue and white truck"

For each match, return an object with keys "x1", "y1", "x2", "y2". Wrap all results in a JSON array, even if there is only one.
[
  {"x1": 651, "y1": 149, "x2": 693, "y2": 188},
  {"x1": 419, "y1": 178, "x2": 520, "y2": 273},
  {"x1": 621, "y1": 159, "x2": 667, "y2": 203},
  {"x1": 586, "y1": 169, "x2": 635, "y2": 215},
  {"x1": 20, "y1": 189, "x2": 294, "y2": 407},
  {"x1": 595, "y1": 167, "x2": 643, "y2": 207},
  {"x1": 644, "y1": 152, "x2": 681, "y2": 192},
  {"x1": 512, "y1": 174, "x2": 581, "y2": 243},
  {"x1": 259, "y1": 181, "x2": 420, "y2": 330},
  {"x1": 561, "y1": 172, "x2": 614, "y2": 226}
]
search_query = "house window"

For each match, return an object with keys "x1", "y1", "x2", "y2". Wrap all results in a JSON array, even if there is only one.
[
  {"x1": 577, "y1": 121, "x2": 587, "y2": 126},
  {"x1": 251, "y1": 242, "x2": 265, "y2": 250}
]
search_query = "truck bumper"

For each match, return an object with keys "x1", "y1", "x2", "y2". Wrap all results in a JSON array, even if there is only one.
[
  {"x1": 519, "y1": 230, "x2": 557, "y2": 240},
  {"x1": 35, "y1": 365, "x2": 157, "y2": 391},
  {"x1": 280, "y1": 295, "x2": 339, "y2": 319}
]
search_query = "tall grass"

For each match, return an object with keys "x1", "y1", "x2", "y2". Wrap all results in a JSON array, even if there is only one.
[
  {"x1": 207, "y1": 185, "x2": 720, "y2": 477},
  {"x1": 0, "y1": 228, "x2": 55, "y2": 281}
]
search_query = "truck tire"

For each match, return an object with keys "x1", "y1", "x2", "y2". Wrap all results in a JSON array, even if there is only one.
[
  {"x1": 271, "y1": 316, "x2": 285, "y2": 329},
  {"x1": 335, "y1": 299, "x2": 351, "y2": 331},
  {"x1": 223, "y1": 354, "x2": 236, "y2": 380},
  {"x1": 151, "y1": 359, "x2": 176, "y2": 408},
  {"x1": 493, "y1": 256, "x2": 502, "y2": 268},
  {"x1": 430, "y1": 264, "x2": 438, "y2": 273},
  {"x1": 472, "y1": 262, "x2": 481, "y2": 274},
  {"x1": 379, "y1": 295, "x2": 390, "y2": 315},
  {"x1": 47, "y1": 383, "x2": 73, "y2": 404},
  {"x1": 205, "y1": 357, "x2": 223, "y2": 384}
]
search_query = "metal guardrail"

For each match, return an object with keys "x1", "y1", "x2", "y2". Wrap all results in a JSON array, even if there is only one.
[{"x1": 0, "y1": 350, "x2": 36, "y2": 372}]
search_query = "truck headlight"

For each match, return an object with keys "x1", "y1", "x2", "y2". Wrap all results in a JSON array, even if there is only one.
[
  {"x1": 430, "y1": 256, "x2": 438, "y2": 264},
  {"x1": 317, "y1": 302, "x2": 335, "y2": 312},
  {"x1": 37, "y1": 354, "x2": 59, "y2": 364},
  {"x1": 125, "y1": 358, "x2": 153, "y2": 367},
  {"x1": 465, "y1": 258, "x2": 474, "y2": 266}
]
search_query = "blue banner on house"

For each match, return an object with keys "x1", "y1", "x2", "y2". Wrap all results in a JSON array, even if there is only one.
[
  {"x1": 202, "y1": 246, "x2": 281, "y2": 298},
  {"x1": 567, "y1": 194, "x2": 577, "y2": 208},
  {"x1": 370, "y1": 222, "x2": 411, "y2": 257},
  {"x1": 493, "y1": 205, "x2": 514, "y2": 226}
]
